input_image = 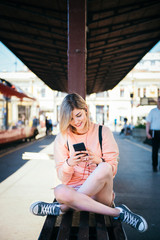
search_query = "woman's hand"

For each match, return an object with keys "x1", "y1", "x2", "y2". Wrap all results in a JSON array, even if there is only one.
[
  {"x1": 66, "y1": 151, "x2": 88, "y2": 167},
  {"x1": 82, "y1": 149, "x2": 103, "y2": 165}
]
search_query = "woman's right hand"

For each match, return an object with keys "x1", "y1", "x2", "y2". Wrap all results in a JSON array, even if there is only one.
[{"x1": 67, "y1": 151, "x2": 87, "y2": 167}]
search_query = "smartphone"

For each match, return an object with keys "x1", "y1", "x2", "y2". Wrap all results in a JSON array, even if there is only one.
[
  {"x1": 73, "y1": 142, "x2": 86, "y2": 152},
  {"x1": 73, "y1": 142, "x2": 88, "y2": 159},
  {"x1": 73, "y1": 142, "x2": 87, "y2": 157}
]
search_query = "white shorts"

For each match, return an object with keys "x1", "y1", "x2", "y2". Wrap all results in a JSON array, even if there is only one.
[{"x1": 69, "y1": 185, "x2": 81, "y2": 191}]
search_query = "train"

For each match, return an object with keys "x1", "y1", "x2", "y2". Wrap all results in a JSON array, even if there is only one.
[
  {"x1": 0, "y1": 78, "x2": 45, "y2": 145},
  {"x1": 0, "y1": 126, "x2": 39, "y2": 144}
]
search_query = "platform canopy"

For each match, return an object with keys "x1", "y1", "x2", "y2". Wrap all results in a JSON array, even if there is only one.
[{"x1": 0, "y1": 0, "x2": 160, "y2": 94}]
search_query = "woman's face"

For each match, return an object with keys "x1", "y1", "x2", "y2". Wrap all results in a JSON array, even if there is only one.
[{"x1": 70, "y1": 108, "x2": 88, "y2": 133}]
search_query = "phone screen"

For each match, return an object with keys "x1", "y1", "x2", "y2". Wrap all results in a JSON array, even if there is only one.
[
  {"x1": 73, "y1": 142, "x2": 87, "y2": 157},
  {"x1": 73, "y1": 142, "x2": 86, "y2": 152}
]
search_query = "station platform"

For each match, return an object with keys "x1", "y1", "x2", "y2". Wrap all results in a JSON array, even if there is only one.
[{"x1": 0, "y1": 133, "x2": 159, "y2": 240}]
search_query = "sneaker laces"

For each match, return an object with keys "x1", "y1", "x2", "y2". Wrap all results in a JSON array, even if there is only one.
[
  {"x1": 122, "y1": 210, "x2": 140, "y2": 228},
  {"x1": 40, "y1": 203, "x2": 58, "y2": 215}
]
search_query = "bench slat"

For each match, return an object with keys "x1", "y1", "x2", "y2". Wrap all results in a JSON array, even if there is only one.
[
  {"x1": 78, "y1": 211, "x2": 89, "y2": 240},
  {"x1": 38, "y1": 215, "x2": 57, "y2": 240},
  {"x1": 107, "y1": 217, "x2": 127, "y2": 240},
  {"x1": 38, "y1": 202, "x2": 127, "y2": 240},
  {"x1": 95, "y1": 214, "x2": 109, "y2": 240},
  {"x1": 56, "y1": 211, "x2": 73, "y2": 240}
]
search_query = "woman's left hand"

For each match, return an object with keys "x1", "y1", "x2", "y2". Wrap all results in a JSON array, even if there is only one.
[{"x1": 82, "y1": 149, "x2": 103, "y2": 165}]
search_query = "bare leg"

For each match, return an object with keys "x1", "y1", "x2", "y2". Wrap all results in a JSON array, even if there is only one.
[
  {"x1": 54, "y1": 184, "x2": 119, "y2": 217},
  {"x1": 54, "y1": 162, "x2": 119, "y2": 216},
  {"x1": 78, "y1": 162, "x2": 114, "y2": 205},
  {"x1": 31, "y1": 161, "x2": 147, "y2": 232}
]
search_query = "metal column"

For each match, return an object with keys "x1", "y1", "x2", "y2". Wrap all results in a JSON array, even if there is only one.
[{"x1": 67, "y1": 0, "x2": 87, "y2": 99}]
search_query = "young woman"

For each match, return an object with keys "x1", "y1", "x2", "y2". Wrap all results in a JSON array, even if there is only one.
[{"x1": 30, "y1": 93, "x2": 148, "y2": 232}]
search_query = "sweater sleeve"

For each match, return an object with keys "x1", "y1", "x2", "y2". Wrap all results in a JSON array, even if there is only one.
[
  {"x1": 102, "y1": 126, "x2": 119, "y2": 177},
  {"x1": 54, "y1": 133, "x2": 74, "y2": 184}
]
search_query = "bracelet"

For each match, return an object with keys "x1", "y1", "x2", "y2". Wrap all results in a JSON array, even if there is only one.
[{"x1": 66, "y1": 159, "x2": 71, "y2": 167}]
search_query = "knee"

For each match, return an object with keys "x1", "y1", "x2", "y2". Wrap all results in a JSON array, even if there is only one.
[
  {"x1": 54, "y1": 184, "x2": 74, "y2": 204},
  {"x1": 96, "y1": 162, "x2": 113, "y2": 181},
  {"x1": 54, "y1": 184, "x2": 66, "y2": 201}
]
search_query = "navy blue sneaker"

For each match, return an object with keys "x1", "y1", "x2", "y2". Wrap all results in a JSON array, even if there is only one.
[
  {"x1": 116, "y1": 204, "x2": 148, "y2": 232},
  {"x1": 30, "y1": 201, "x2": 60, "y2": 216}
]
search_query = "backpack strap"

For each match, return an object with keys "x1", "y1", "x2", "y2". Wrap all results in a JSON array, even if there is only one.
[
  {"x1": 99, "y1": 125, "x2": 103, "y2": 152},
  {"x1": 99, "y1": 125, "x2": 105, "y2": 162}
]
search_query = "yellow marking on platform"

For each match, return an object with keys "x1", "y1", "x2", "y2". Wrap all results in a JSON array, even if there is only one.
[
  {"x1": 125, "y1": 139, "x2": 160, "y2": 156},
  {"x1": 124, "y1": 139, "x2": 152, "y2": 152}
]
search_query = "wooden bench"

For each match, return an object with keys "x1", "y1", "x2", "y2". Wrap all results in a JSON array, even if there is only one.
[{"x1": 38, "y1": 208, "x2": 127, "y2": 240}]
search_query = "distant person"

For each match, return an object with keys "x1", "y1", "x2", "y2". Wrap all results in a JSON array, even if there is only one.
[
  {"x1": 32, "y1": 116, "x2": 39, "y2": 127},
  {"x1": 21, "y1": 114, "x2": 26, "y2": 125},
  {"x1": 48, "y1": 119, "x2": 53, "y2": 132},
  {"x1": 124, "y1": 117, "x2": 128, "y2": 124},
  {"x1": 146, "y1": 96, "x2": 160, "y2": 172},
  {"x1": 30, "y1": 93, "x2": 148, "y2": 233},
  {"x1": 45, "y1": 117, "x2": 50, "y2": 135},
  {"x1": 17, "y1": 115, "x2": 24, "y2": 127},
  {"x1": 119, "y1": 118, "x2": 128, "y2": 135},
  {"x1": 127, "y1": 123, "x2": 133, "y2": 135},
  {"x1": 114, "y1": 118, "x2": 117, "y2": 131}
]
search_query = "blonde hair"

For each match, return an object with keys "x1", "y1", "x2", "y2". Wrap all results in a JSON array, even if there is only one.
[{"x1": 59, "y1": 93, "x2": 89, "y2": 134}]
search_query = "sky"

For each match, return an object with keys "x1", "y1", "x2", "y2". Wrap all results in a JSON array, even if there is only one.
[{"x1": 0, "y1": 40, "x2": 160, "y2": 72}]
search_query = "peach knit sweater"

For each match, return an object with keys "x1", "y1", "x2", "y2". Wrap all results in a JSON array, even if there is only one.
[{"x1": 54, "y1": 123, "x2": 119, "y2": 186}]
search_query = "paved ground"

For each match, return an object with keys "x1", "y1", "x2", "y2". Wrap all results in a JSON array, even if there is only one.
[
  {"x1": 114, "y1": 133, "x2": 160, "y2": 240},
  {"x1": 0, "y1": 132, "x2": 159, "y2": 240}
]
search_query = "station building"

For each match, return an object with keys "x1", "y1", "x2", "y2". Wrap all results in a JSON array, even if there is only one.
[{"x1": 0, "y1": 52, "x2": 160, "y2": 131}]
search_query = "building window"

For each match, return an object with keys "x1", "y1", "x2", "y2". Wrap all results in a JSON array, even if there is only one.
[
  {"x1": 138, "y1": 88, "x2": 140, "y2": 97},
  {"x1": 106, "y1": 105, "x2": 109, "y2": 120},
  {"x1": 119, "y1": 116, "x2": 123, "y2": 122},
  {"x1": 120, "y1": 89, "x2": 124, "y2": 97},
  {"x1": 18, "y1": 105, "x2": 31, "y2": 124},
  {"x1": 41, "y1": 88, "x2": 46, "y2": 97},
  {"x1": 96, "y1": 92, "x2": 104, "y2": 97},
  {"x1": 57, "y1": 105, "x2": 60, "y2": 122},
  {"x1": 158, "y1": 88, "x2": 160, "y2": 97},
  {"x1": 96, "y1": 105, "x2": 104, "y2": 125},
  {"x1": 56, "y1": 92, "x2": 67, "y2": 97}
]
